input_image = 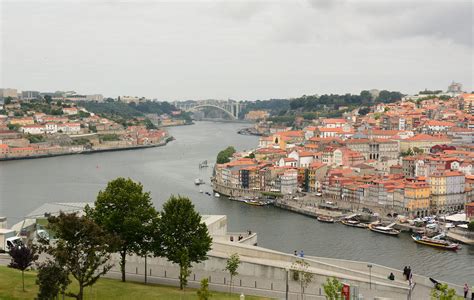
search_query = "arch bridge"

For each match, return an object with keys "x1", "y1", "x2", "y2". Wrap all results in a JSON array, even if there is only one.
[{"x1": 174, "y1": 100, "x2": 241, "y2": 119}]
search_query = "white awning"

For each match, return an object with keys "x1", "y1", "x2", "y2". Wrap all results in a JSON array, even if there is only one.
[{"x1": 445, "y1": 213, "x2": 467, "y2": 222}]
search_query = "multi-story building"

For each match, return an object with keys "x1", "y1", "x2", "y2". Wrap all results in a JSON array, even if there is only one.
[
  {"x1": 21, "y1": 91, "x2": 40, "y2": 100},
  {"x1": 400, "y1": 134, "x2": 451, "y2": 153},
  {"x1": 280, "y1": 169, "x2": 298, "y2": 194},
  {"x1": 429, "y1": 171, "x2": 465, "y2": 214},
  {"x1": 0, "y1": 88, "x2": 18, "y2": 99},
  {"x1": 403, "y1": 180, "x2": 430, "y2": 217},
  {"x1": 346, "y1": 138, "x2": 399, "y2": 161}
]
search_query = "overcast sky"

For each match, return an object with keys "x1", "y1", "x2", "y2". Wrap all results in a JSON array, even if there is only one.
[{"x1": 1, "y1": 0, "x2": 472, "y2": 100}]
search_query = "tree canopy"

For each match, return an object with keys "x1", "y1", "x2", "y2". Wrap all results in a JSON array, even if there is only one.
[
  {"x1": 87, "y1": 177, "x2": 159, "y2": 282},
  {"x1": 216, "y1": 146, "x2": 236, "y2": 164},
  {"x1": 8, "y1": 245, "x2": 38, "y2": 292},
  {"x1": 158, "y1": 195, "x2": 212, "y2": 289},
  {"x1": 45, "y1": 212, "x2": 115, "y2": 300}
]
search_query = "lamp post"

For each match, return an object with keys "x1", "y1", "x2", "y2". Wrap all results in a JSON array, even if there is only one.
[{"x1": 367, "y1": 264, "x2": 373, "y2": 290}]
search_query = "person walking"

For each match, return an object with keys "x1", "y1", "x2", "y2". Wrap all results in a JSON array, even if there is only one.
[
  {"x1": 471, "y1": 284, "x2": 474, "y2": 300},
  {"x1": 407, "y1": 266, "x2": 412, "y2": 280},
  {"x1": 463, "y1": 283, "x2": 468, "y2": 299},
  {"x1": 294, "y1": 250, "x2": 297, "y2": 256},
  {"x1": 299, "y1": 250, "x2": 304, "y2": 257}
]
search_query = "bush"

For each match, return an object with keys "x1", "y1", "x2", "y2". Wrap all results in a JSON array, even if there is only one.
[{"x1": 468, "y1": 221, "x2": 474, "y2": 232}]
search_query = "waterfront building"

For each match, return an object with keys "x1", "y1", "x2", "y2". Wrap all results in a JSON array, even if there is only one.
[
  {"x1": 428, "y1": 171, "x2": 466, "y2": 214},
  {"x1": 280, "y1": 169, "x2": 298, "y2": 194},
  {"x1": 403, "y1": 179, "x2": 430, "y2": 217}
]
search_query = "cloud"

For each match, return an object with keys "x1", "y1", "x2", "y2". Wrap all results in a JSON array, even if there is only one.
[{"x1": 354, "y1": 0, "x2": 473, "y2": 47}]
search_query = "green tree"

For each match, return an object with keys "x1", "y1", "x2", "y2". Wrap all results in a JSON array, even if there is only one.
[
  {"x1": 4, "y1": 96, "x2": 13, "y2": 104},
  {"x1": 322, "y1": 277, "x2": 343, "y2": 300},
  {"x1": 36, "y1": 260, "x2": 70, "y2": 300},
  {"x1": 87, "y1": 177, "x2": 159, "y2": 282},
  {"x1": 468, "y1": 221, "x2": 474, "y2": 232},
  {"x1": 45, "y1": 212, "x2": 115, "y2": 300},
  {"x1": 360, "y1": 90, "x2": 373, "y2": 103},
  {"x1": 430, "y1": 283, "x2": 459, "y2": 300},
  {"x1": 224, "y1": 253, "x2": 240, "y2": 294},
  {"x1": 197, "y1": 278, "x2": 212, "y2": 300},
  {"x1": 44, "y1": 95, "x2": 52, "y2": 104},
  {"x1": 8, "y1": 245, "x2": 38, "y2": 292},
  {"x1": 158, "y1": 195, "x2": 212, "y2": 290},
  {"x1": 216, "y1": 146, "x2": 236, "y2": 164},
  {"x1": 291, "y1": 259, "x2": 314, "y2": 300}
]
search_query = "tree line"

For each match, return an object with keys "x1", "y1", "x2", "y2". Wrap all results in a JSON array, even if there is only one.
[{"x1": 8, "y1": 177, "x2": 212, "y2": 300}]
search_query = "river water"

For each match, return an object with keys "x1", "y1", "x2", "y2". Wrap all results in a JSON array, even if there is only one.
[{"x1": 0, "y1": 121, "x2": 472, "y2": 285}]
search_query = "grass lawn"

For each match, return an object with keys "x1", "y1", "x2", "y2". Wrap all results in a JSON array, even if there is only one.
[{"x1": 0, "y1": 266, "x2": 270, "y2": 300}]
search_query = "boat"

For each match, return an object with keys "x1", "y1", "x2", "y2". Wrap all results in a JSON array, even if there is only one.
[
  {"x1": 205, "y1": 192, "x2": 211, "y2": 196},
  {"x1": 214, "y1": 193, "x2": 220, "y2": 197},
  {"x1": 341, "y1": 219, "x2": 368, "y2": 228},
  {"x1": 245, "y1": 199, "x2": 266, "y2": 206},
  {"x1": 194, "y1": 178, "x2": 204, "y2": 185},
  {"x1": 368, "y1": 223, "x2": 400, "y2": 236},
  {"x1": 317, "y1": 215, "x2": 335, "y2": 223},
  {"x1": 411, "y1": 234, "x2": 460, "y2": 250},
  {"x1": 199, "y1": 160, "x2": 208, "y2": 168},
  {"x1": 199, "y1": 190, "x2": 203, "y2": 193}
]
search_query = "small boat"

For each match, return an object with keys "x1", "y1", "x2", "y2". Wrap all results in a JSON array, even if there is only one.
[
  {"x1": 214, "y1": 193, "x2": 220, "y2": 197},
  {"x1": 317, "y1": 215, "x2": 335, "y2": 223},
  {"x1": 205, "y1": 192, "x2": 211, "y2": 196},
  {"x1": 194, "y1": 178, "x2": 205, "y2": 185},
  {"x1": 341, "y1": 219, "x2": 368, "y2": 228},
  {"x1": 199, "y1": 190, "x2": 203, "y2": 193},
  {"x1": 411, "y1": 234, "x2": 460, "y2": 250},
  {"x1": 245, "y1": 199, "x2": 270, "y2": 206},
  {"x1": 368, "y1": 223, "x2": 400, "y2": 236}
]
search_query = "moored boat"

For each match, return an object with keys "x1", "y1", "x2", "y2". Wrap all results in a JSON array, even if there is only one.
[
  {"x1": 194, "y1": 178, "x2": 205, "y2": 185},
  {"x1": 317, "y1": 215, "x2": 335, "y2": 223},
  {"x1": 341, "y1": 219, "x2": 368, "y2": 228},
  {"x1": 411, "y1": 234, "x2": 460, "y2": 250},
  {"x1": 368, "y1": 223, "x2": 400, "y2": 236}
]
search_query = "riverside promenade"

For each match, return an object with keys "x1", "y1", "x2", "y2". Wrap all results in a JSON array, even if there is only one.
[{"x1": 103, "y1": 239, "x2": 462, "y2": 300}]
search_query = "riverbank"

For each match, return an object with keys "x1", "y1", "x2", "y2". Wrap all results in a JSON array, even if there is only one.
[
  {"x1": 0, "y1": 136, "x2": 175, "y2": 162},
  {"x1": 237, "y1": 127, "x2": 263, "y2": 136}
]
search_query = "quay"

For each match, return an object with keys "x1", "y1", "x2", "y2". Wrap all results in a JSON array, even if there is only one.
[
  {"x1": 0, "y1": 136, "x2": 174, "y2": 162},
  {"x1": 3, "y1": 203, "x2": 465, "y2": 299}
]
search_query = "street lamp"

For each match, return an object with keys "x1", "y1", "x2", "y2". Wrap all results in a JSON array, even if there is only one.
[{"x1": 367, "y1": 264, "x2": 373, "y2": 290}]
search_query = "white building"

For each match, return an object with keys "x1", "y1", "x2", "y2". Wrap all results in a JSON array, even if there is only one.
[
  {"x1": 21, "y1": 124, "x2": 45, "y2": 135},
  {"x1": 280, "y1": 169, "x2": 298, "y2": 194},
  {"x1": 58, "y1": 123, "x2": 81, "y2": 134},
  {"x1": 45, "y1": 123, "x2": 58, "y2": 134}
]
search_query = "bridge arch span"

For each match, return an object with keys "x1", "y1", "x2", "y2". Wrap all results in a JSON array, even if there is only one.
[{"x1": 189, "y1": 104, "x2": 237, "y2": 120}]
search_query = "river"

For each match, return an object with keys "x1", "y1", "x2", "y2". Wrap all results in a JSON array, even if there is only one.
[{"x1": 0, "y1": 121, "x2": 472, "y2": 285}]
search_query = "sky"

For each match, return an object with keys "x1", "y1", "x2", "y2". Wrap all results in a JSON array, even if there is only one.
[{"x1": 0, "y1": 0, "x2": 472, "y2": 101}]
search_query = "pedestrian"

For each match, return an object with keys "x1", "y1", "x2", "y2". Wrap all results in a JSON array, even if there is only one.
[
  {"x1": 299, "y1": 250, "x2": 304, "y2": 257},
  {"x1": 463, "y1": 283, "x2": 468, "y2": 299},
  {"x1": 403, "y1": 266, "x2": 408, "y2": 280},
  {"x1": 294, "y1": 250, "x2": 297, "y2": 256},
  {"x1": 230, "y1": 236, "x2": 234, "y2": 242},
  {"x1": 407, "y1": 266, "x2": 412, "y2": 280},
  {"x1": 471, "y1": 284, "x2": 474, "y2": 300}
]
